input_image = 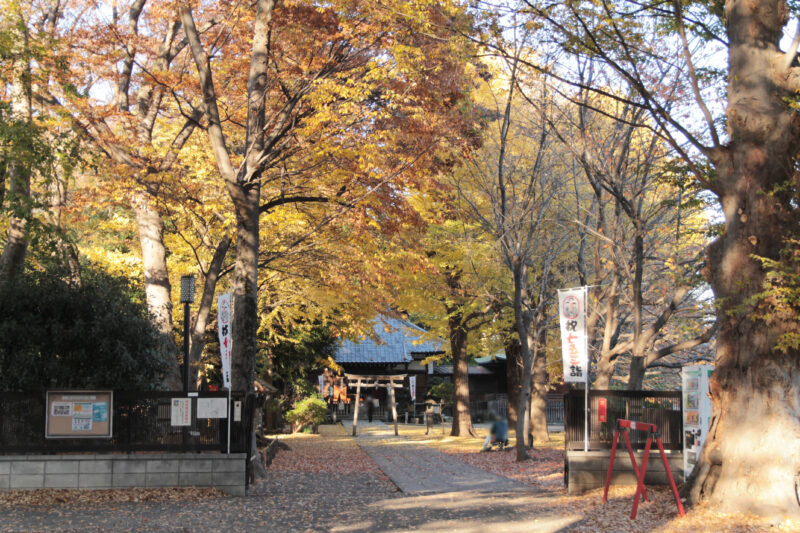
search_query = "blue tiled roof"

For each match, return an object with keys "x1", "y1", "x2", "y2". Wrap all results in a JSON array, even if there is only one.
[{"x1": 335, "y1": 315, "x2": 444, "y2": 364}]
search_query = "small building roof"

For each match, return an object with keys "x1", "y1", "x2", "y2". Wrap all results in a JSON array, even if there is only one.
[
  {"x1": 433, "y1": 365, "x2": 496, "y2": 376},
  {"x1": 335, "y1": 315, "x2": 444, "y2": 364},
  {"x1": 473, "y1": 353, "x2": 506, "y2": 365}
]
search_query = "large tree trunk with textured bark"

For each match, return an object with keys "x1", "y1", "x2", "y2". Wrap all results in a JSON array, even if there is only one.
[
  {"x1": 133, "y1": 191, "x2": 181, "y2": 389},
  {"x1": 505, "y1": 335, "x2": 521, "y2": 429},
  {"x1": 231, "y1": 188, "x2": 260, "y2": 393},
  {"x1": 688, "y1": 0, "x2": 800, "y2": 516},
  {"x1": 448, "y1": 310, "x2": 475, "y2": 437},
  {"x1": 512, "y1": 262, "x2": 534, "y2": 461},
  {"x1": 627, "y1": 356, "x2": 646, "y2": 391},
  {"x1": 529, "y1": 329, "x2": 549, "y2": 444}
]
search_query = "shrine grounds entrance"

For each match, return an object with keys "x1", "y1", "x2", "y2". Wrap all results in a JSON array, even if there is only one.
[{"x1": 345, "y1": 374, "x2": 406, "y2": 436}]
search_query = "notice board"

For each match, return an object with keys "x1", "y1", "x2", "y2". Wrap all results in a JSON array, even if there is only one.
[{"x1": 46, "y1": 390, "x2": 113, "y2": 438}]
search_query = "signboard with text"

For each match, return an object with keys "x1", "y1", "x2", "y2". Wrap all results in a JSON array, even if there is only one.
[
  {"x1": 682, "y1": 364, "x2": 713, "y2": 480},
  {"x1": 170, "y1": 398, "x2": 192, "y2": 426},
  {"x1": 217, "y1": 292, "x2": 233, "y2": 389},
  {"x1": 46, "y1": 391, "x2": 113, "y2": 439},
  {"x1": 558, "y1": 287, "x2": 588, "y2": 383}
]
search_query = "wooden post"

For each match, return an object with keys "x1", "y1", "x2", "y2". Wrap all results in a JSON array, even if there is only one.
[
  {"x1": 352, "y1": 380, "x2": 361, "y2": 436},
  {"x1": 388, "y1": 380, "x2": 398, "y2": 436}
]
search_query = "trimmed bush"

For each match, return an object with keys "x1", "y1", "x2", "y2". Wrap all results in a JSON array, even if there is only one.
[{"x1": 285, "y1": 395, "x2": 328, "y2": 433}]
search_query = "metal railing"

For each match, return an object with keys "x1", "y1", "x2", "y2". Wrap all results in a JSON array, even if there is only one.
[
  {"x1": 564, "y1": 390, "x2": 682, "y2": 451},
  {"x1": 0, "y1": 391, "x2": 253, "y2": 454},
  {"x1": 546, "y1": 394, "x2": 565, "y2": 425}
]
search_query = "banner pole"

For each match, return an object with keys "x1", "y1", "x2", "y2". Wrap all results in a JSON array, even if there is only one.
[
  {"x1": 584, "y1": 286, "x2": 590, "y2": 453},
  {"x1": 227, "y1": 388, "x2": 231, "y2": 455}
]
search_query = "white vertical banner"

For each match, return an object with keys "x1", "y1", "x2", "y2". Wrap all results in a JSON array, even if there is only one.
[
  {"x1": 217, "y1": 292, "x2": 233, "y2": 389},
  {"x1": 409, "y1": 376, "x2": 416, "y2": 400},
  {"x1": 558, "y1": 287, "x2": 588, "y2": 383},
  {"x1": 318, "y1": 375, "x2": 324, "y2": 395}
]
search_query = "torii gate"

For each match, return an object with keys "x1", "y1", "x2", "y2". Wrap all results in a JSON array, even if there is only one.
[{"x1": 345, "y1": 374, "x2": 406, "y2": 436}]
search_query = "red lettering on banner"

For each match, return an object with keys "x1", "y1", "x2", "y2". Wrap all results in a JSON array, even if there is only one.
[{"x1": 598, "y1": 398, "x2": 607, "y2": 423}]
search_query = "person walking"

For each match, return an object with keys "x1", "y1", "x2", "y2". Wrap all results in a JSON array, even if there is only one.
[
  {"x1": 366, "y1": 393, "x2": 374, "y2": 423},
  {"x1": 425, "y1": 394, "x2": 436, "y2": 435}
]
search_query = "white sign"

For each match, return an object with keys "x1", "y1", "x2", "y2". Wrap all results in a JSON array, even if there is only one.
[
  {"x1": 217, "y1": 292, "x2": 233, "y2": 389},
  {"x1": 558, "y1": 287, "x2": 588, "y2": 383},
  {"x1": 171, "y1": 398, "x2": 192, "y2": 426},
  {"x1": 234, "y1": 401, "x2": 242, "y2": 422},
  {"x1": 318, "y1": 375, "x2": 324, "y2": 395},
  {"x1": 197, "y1": 398, "x2": 228, "y2": 419},
  {"x1": 409, "y1": 376, "x2": 416, "y2": 400},
  {"x1": 51, "y1": 402, "x2": 73, "y2": 417},
  {"x1": 72, "y1": 418, "x2": 92, "y2": 431}
]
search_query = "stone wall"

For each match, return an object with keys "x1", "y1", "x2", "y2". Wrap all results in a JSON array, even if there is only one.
[
  {"x1": 0, "y1": 453, "x2": 246, "y2": 496},
  {"x1": 567, "y1": 450, "x2": 683, "y2": 495}
]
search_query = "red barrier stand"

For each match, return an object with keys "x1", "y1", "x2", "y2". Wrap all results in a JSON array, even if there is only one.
[{"x1": 602, "y1": 419, "x2": 685, "y2": 520}]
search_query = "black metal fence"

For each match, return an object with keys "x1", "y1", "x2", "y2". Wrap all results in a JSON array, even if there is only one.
[
  {"x1": 564, "y1": 390, "x2": 682, "y2": 451},
  {"x1": 0, "y1": 391, "x2": 253, "y2": 454}
]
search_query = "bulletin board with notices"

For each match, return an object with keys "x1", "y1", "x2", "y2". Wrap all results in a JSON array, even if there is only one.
[
  {"x1": 45, "y1": 391, "x2": 113, "y2": 438},
  {"x1": 681, "y1": 365, "x2": 713, "y2": 480}
]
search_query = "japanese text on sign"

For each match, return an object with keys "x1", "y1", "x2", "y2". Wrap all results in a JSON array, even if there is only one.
[
  {"x1": 217, "y1": 292, "x2": 233, "y2": 389},
  {"x1": 558, "y1": 287, "x2": 588, "y2": 383}
]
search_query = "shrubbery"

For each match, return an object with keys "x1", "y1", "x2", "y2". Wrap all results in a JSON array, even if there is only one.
[
  {"x1": 0, "y1": 268, "x2": 170, "y2": 391},
  {"x1": 285, "y1": 395, "x2": 328, "y2": 433},
  {"x1": 428, "y1": 381, "x2": 454, "y2": 403}
]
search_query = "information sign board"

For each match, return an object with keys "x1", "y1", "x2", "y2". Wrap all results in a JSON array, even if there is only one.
[
  {"x1": 46, "y1": 391, "x2": 113, "y2": 439},
  {"x1": 197, "y1": 397, "x2": 228, "y2": 419},
  {"x1": 171, "y1": 398, "x2": 192, "y2": 426},
  {"x1": 682, "y1": 364, "x2": 713, "y2": 480}
]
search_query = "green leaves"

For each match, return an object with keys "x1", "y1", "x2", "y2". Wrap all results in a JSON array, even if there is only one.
[{"x1": 0, "y1": 266, "x2": 170, "y2": 391}]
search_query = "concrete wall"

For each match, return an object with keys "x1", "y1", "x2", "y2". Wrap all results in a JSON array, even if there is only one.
[
  {"x1": 0, "y1": 453, "x2": 246, "y2": 496},
  {"x1": 567, "y1": 450, "x2": 683, "y2": 495}
]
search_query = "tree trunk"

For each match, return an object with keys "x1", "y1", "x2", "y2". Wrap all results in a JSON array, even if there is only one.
[
  {"x1": 593, "y1": 275, "x2": 620, "y2": 389},
  {"x1": 529, "y1": 329, "x2": 549, "y2": 444},
  {"x1": 0, "y1": 39, "x2": 32, "y2": 280},
  {"x1": 505, "y1": 335, "x2": 521, "y2": 429},
  {"x1": 514, "y1": 346, "x2": 533, "y2": 461},
  {"x1": 133, "y1": 191, "x2": 181, "y2": 389},
  {"x1": 231, "y1": 186, "x2": 260, "y2": 393},
  {"x1": 627, "y1": 356, "x2": 645, "y2": 391},
  {"x1": 688, "y1": 0, "x2": 800, "y2": 516},
  {"x1": 512, "y1": 261, "x2": 533, "y2": 461},
  {"x1": 449, "y1": 310, "x2": 475, "y2": 437}
]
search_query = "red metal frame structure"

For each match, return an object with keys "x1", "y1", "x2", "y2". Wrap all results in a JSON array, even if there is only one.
[{"x1": 602, "y1": 419, "x2": 685, "y2": 520}]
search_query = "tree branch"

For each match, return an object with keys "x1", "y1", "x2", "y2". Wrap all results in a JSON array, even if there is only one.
[{"x1": 646, "y1": 325, "x2": 716, "y2": 366}]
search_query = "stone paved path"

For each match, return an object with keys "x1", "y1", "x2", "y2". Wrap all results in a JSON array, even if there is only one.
[{"x1": 342, "y1": 420, "x2": 531, "y2": 494}]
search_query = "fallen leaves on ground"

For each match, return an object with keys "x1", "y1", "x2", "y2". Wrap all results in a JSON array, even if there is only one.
[
  {"x1": 399, "y1": 424, "x2": 800, "y2": 532},
  {"x1": 440, "y1": 443, "x2": 799, "y2": 532},
  {"x1": 267, "y1": 425, "x2": 395, "y2": 486},
  {"x1": 0, "y1": 487, "x2": 224, "y2": 508},
  {"x1": 445, "y1": 446, "x2": 565, "y2": 493},
  {"x1": 537, "y1": 485, "x2": 800, "y2": 533}
]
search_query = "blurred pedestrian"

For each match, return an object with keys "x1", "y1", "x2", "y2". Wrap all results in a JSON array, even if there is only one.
[
  {"x1": 366, "y1": 393, "x2": 374, "y2": 422},
  {"x1": 482, "y1": 412, "x2": 509, "y2": 451}
]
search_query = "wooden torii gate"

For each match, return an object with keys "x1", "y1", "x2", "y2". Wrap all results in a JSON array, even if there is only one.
[{"x1": 345, "y1": 374, "x2": 406, "y2": 436}]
